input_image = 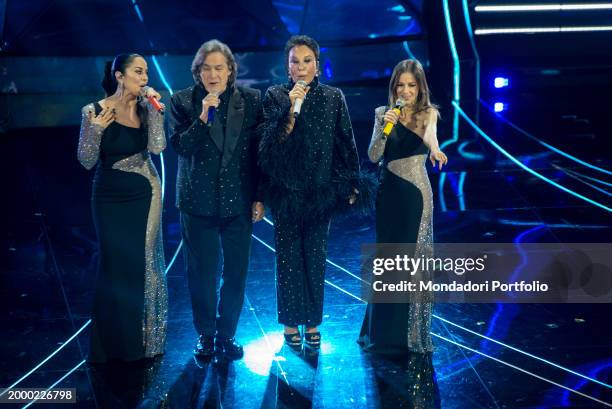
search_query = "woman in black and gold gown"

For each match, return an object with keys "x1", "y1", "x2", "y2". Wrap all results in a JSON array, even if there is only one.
[
  {"x1": 78, "y1": 53, "x2": 168, "y2": 362},
  {"x1": 359, "y1": 59, "x2": 447, "y2": 354}
]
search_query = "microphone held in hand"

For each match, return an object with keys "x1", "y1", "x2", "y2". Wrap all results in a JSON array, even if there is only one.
[
  {"x1": 292, "y1": 80, "x2": 308, "y2": 118},
  {"x1": 383, "y1": 98, "x2": 406, "y2": 136},
  {"x1": 207, "y1": 91, "x2": 219, "y2": 127},
  {"x1": 141, "y1": 86, "x2": 164, "y2": 113}
]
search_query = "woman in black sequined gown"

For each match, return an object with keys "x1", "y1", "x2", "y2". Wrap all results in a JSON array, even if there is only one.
[{"x1": 78, "y1": 54, "x2": 168, "y2": 362}]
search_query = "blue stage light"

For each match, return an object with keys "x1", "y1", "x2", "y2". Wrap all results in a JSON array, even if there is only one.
[
  {"x1": 389, "y1": 5, "x2": 406, "y2": 13},
  {"x1": 476, "y1": 26, "x2": 612, "y2": 35},
  {"x1": 494, "y1": 102, "x2": 506, "y2": 112},
  {"x1": 494, "y1": 77, "x2": 509, "y2": 88},
  {"x1": 476, "y1": 4, "x2": 612, "y2": 12}
]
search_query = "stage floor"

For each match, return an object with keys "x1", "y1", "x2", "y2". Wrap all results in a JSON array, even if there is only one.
[
  {"x1": 2, "y1": 125, "x2": 612, "y2": 408},
  {"x1": 3, "y1": 207, "x2": 611, "y2": 407}
]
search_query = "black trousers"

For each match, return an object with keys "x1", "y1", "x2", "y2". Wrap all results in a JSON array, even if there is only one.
[
  {"x1": 273, "y1": 213, "x2": 331, "y2": 327},
  {"x1": 181, "y1": 212, "x2": 252, "y2": 338}
]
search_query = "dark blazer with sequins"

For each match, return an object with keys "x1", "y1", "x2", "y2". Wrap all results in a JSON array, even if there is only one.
[{"x1": 166, "y1": 83, "x2": 263, "y2": 217}]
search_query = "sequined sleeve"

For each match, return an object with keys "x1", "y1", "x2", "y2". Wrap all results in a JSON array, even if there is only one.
[
  {"x1": 142, "y1": 101, "x2": 166, "y2": 155},
  {"x1": 332, "y1": 89, "x2": 360, "y2": 181},
  {"x1": 367, "y1": 106, "x2": 387, "y2": 163},
  {"x1": 77, "y1": 103, "x2": 104, "y2": 170},
  {"x1": 331, "y1": 89, "x2": 363, "y2": 205},
  {"x1": 422, "y1": 108, "x2": 441, "y2": 153}
]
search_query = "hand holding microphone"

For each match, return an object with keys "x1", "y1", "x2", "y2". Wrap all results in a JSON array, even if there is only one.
[
  {"x1": 141, "y1": 86, "x2": 164, "y2": 113},
  {"x1": 289, "y1": 80, "x2": 309, "y2": 118},
  {"x1": 200, "y1": 91, "x2": 220, "y2": 126},
  {"x1": 383, "y1": 98, "x2": 406, "y2": 136}
]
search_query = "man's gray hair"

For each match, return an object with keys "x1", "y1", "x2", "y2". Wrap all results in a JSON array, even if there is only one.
[{"x1": 191, "y1": 39, "x2": 237, "y2": 86}]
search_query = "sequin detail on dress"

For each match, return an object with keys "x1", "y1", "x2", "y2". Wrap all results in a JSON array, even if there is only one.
[
  {"x1": 77, "y1": 103, "x2": 104, "y2": 170},
  {"x1": 387, "y1": 154, "x2": 434, "y2": 353},
  {"x1": 112, "y1": 151, "x2": 168, "y2": 357}
]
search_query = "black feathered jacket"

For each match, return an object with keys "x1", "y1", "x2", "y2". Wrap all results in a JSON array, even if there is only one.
[{"x1": 258, "y1": 78, "x2": 361, "y2": 220}]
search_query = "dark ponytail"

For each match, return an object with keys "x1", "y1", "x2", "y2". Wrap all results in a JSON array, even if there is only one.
[
  {"x1": 100, "y1": 53, "x2": 143, "y2": 97},
  {"x1": 101, "y1": 60, "x2": 115, "y2": 96},
  {"x1": 99, "y1": 53, "x2": 148, "y2": 133}
]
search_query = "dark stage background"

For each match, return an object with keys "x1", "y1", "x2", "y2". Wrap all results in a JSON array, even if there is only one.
[{"x1": 2, "y1": 1, "x2": 611, "y2": 408}]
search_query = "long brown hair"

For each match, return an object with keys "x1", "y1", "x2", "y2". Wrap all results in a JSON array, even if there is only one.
[{"x1": 388, "y1": 59, "x2": 436, "y2": 114}]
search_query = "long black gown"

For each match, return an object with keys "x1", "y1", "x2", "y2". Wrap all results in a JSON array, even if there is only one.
[
  {"x1": 78, "y1": 101, "x2": 168, "y2": 362},
  {"x1": 358, "y1": 106, "x2": 435, "y2": 354}
]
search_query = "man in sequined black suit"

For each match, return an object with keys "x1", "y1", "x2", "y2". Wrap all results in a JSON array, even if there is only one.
[{"x1": 166, "y1": 40, "x2": 264, "y2": 360}]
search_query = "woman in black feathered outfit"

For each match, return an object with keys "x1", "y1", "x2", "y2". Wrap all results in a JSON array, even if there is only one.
[{"x1": 258, "y1": 35, "x2": 362, "y2": 349}]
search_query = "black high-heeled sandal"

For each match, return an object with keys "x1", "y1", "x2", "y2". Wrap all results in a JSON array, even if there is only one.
[
  {"x1": 304, "y1": 331, "x2": 321, "y2": 349},
  {"x1": 284, "y1": 332, "x2": 302, "y2": 348}
]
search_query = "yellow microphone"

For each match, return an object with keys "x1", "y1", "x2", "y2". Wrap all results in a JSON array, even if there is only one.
[{"x1": 383, "y1": 98, "x2": 406, "y2": 136}]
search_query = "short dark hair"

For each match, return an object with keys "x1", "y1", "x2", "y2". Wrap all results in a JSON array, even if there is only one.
[
  {"x1": 284, "y1": 35, "x2": 320, "y2": 76},
  {"x1": 191, "y1": 39, "x2": 237, "y2": 87}
]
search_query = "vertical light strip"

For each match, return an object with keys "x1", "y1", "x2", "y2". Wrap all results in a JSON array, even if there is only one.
[
  {"x1": 131, "y1": 0, "x2": 144, "y2": 21},
  {"x1": 462, "y1": 0, "x2": 480, "y2": 102},
  {"x1": 129, "y1": 0, "x2": 175, "y2": 202},
  {"x1": 150, "y1": 55, "x2": 174, "y2": 96},
  {"x1": 149, "y1": 55, "x2": 173, "y2": 202},
  {"x1": 441, "y1": 0, "x2": 461, "y2": 149},
  {"x1": 442, "y1": 0, "x2": 460, "y2": 101}
]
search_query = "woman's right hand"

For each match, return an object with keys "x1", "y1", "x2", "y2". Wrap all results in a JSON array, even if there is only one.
[
  {"x1": 289, "y1": 82, "x2": 309, "y2": 107},
  {"x1": 383, "y1": 109, "x2": 399, "y2": 125},
  {"x1": 89, "y1": 106, "x2": 115, "y2": 129}
]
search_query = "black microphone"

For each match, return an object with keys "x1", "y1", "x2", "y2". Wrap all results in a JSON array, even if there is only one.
[{"x1": 206, "y1": 91, "x2": 219, "y2": 127}]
